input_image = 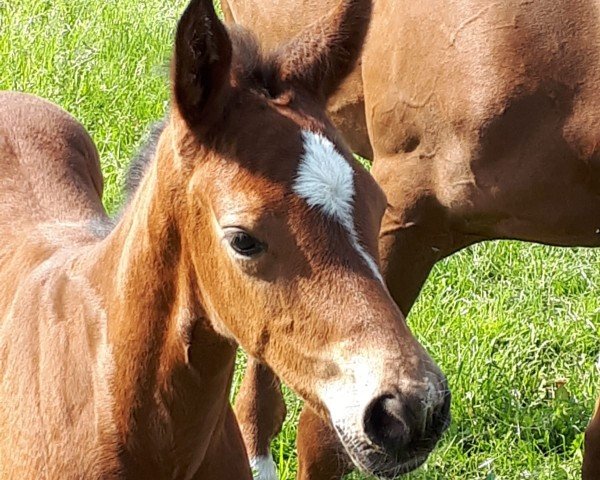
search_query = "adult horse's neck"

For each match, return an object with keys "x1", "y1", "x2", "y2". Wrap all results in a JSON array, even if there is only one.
[{"x1": 86, "y1": 129, "x2": 236, "y2": 473}]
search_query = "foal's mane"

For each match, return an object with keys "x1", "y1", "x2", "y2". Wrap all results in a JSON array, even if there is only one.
[{"x1": 124, "y1": 119, "x2": 166, "y2": 203}]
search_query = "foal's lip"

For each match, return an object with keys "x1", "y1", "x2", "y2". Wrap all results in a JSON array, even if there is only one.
[{"x1": 372, "y1": 453, "x2": 429, "y2": 479}]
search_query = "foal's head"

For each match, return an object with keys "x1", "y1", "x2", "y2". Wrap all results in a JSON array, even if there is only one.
[{"x1": 155, "y1": 0, "x2": 450, "y2": 475}]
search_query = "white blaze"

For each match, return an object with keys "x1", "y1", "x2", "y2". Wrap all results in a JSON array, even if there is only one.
[{"x1": 293, "y1": 130, "x2": 383, "y2": 283}]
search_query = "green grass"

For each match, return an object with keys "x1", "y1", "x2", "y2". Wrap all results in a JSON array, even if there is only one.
[{"x1": 1, "y1": 1, "x2": 599, "y2": 478}]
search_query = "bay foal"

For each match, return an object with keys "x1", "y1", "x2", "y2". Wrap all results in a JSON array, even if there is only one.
[
  {"x1": 0, "y1": 0, "x2": 450, "y2": 478},
  {"x1": 223, "y1": 0, "x2": 600, "y2": 478}
]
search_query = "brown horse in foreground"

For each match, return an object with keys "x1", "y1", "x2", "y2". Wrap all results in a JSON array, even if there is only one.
[
  {"x1": 223, "y1": 0, "x2": 600, "y2": 478},
  {"x1": 0, "y1": 0, "x2": 452, "y2": 478}
]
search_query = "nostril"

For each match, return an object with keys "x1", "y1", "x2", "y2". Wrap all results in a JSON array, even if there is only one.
[
  {"x1": 363, "y1": 393, "x2": 410, "y2": 453},
  {"x1": 363, "y1": 387, "x2": 451, "y2": 457}
]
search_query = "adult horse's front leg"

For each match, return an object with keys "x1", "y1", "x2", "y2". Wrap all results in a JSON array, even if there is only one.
[
  {"x1": 371, "y1": 153, "x2": 483, "y2": 314},
  {"x1": 297, "y1": 407, "x2": 352, "y2": 480},
  {"x1": 192, "y1": 406, "x2": 253, "y2": 480},
  {"x1": 583, "y1": 398, "x2": 600, "y2": 479},
  {"x1": 235, "y1": 357, "x2": 287, "y2": 480}
]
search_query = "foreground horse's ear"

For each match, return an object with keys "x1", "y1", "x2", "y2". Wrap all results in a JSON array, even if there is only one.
[
  {"x1": 274, "y1": 0, "x2": 371, "y2": 102},
  {"x1": 172, "y1": 0, "x2": 232, "y2": 128}
]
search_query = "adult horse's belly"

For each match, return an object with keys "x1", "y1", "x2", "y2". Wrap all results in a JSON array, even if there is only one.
[{"x1": 364, "y1": 0, "x2": 600, "y2": 245}]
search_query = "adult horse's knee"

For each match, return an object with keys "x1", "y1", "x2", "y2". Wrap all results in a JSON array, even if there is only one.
[{"x1": 235, "y1": 359, "x2": 286, "y2": 479}]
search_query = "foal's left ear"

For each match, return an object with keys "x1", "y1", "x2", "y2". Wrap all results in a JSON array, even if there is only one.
[
  {"x1": 274, "y1": 0, "x2": 372, "y2": 103},
  {"x1": 172, "y1": 0, "x2": 232, "y2": 129}
]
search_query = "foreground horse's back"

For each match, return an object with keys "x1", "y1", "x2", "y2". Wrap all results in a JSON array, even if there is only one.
[
  {"x1": 0, "y1": 92, "x2": 109, "y2": 321},
  {"x1": 0, "y1": 92, "x2": 105, "y2": 236}
]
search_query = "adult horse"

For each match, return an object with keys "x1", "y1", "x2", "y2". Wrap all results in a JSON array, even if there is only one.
[
  {"x1": 222, "y1": 0, "x2": 600, "y2": 478},
  {"x1": 0, "y1": 0, "x2": 451, "y2": 478}
]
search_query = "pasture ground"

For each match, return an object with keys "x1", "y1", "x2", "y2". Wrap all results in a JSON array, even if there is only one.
[{"x1": 1, "y1": 1, "x2": 599, "y2": 478}]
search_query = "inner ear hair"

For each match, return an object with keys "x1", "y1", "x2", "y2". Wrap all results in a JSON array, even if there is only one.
[{"x1": 172, "y1": 0, "x2": 232, "y2": 129}]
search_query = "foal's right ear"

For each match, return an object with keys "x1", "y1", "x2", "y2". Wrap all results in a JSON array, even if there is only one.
[
  {"x1": 172, "y1": 0, "x2": 232, "y2": 129},
  {"x1": 274, "y1": 0, "x2": 371, "y2": 103}
]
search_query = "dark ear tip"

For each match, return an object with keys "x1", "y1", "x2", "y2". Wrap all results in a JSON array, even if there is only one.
[
  {"x1": 177, "y1": 0, "x2": 222, "y2": 38},
  {"x1": 172, "y1": 0, "x2": 232, "y2": 130},
  {"x1": 181, "y1": 0, "x2": 217, "y2": 16},
  {"x1": 175, "y1": 0, "x2": 231, "y2": 64}
]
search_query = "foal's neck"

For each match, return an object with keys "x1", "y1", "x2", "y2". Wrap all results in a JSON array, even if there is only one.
[{"x1": 88, "y1": 138, "x2": 235, "y2": 470}]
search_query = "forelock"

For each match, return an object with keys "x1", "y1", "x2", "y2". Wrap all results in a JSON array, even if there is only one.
[{"x1": 227, "y1": 25, "x2": 278, "y2": 94}]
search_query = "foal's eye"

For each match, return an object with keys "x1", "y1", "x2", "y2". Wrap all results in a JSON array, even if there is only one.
[{"x1": 226, "y1": 230, "x2": 266, "y2": 257}]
